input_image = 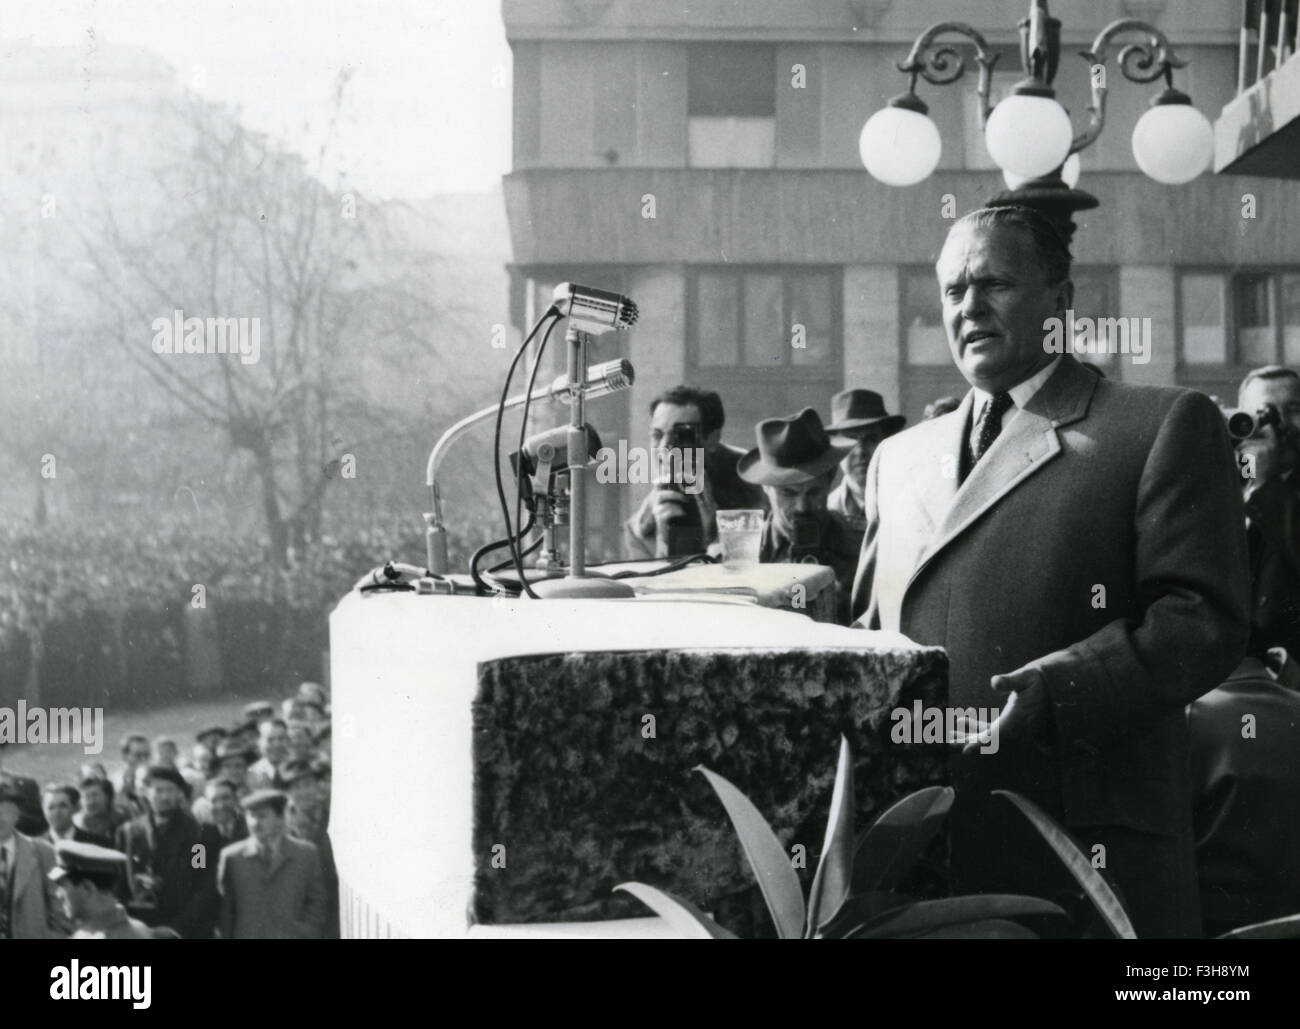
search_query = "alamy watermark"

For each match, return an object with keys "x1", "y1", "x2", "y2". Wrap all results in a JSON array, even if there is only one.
[
  {"x1": 151, "y1": 309, "x2": 261, "y2": 365},
  {"x1": 890, "y1": 700, "x2": 999, "y2": 754},
  {"x1": 0, "y1": 702, "x2": 104, "y2": 755},
  {"x1": 593, "y1": 442, "x2": 705, "y2": 494},
  {"x1": 1043, "y1": 309, "x2": 1151, "y2": 365}
]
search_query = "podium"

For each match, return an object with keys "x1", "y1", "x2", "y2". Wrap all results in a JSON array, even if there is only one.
[{"x1": 328, "y1": 569, "x2": 948, "y2": 938}]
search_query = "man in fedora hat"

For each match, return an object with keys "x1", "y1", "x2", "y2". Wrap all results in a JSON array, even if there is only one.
[
  {"x1": 738, "y1": 408, "x2": 861, "y2": 624},
  {"x1": 825, "y1": 389, "x2": 906, "y2": 533}
]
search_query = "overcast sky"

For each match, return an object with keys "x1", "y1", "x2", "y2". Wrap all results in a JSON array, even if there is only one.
[{"x1": 5, "y1": 0, "x2": 513, "y2": 199}]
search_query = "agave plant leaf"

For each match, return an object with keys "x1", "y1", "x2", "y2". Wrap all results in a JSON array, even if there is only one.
[
  {"x1": 914, "y1": 918, "x2": 1040, "y2": 939},
  {"x1": 846, "y1": 894, "x2": 1066, "y2": 939},
  {"x1": 850, "y1": 785, "x2": 955, "y2": 894},
  {"x1": 1215, "y1": 914, "x2": 1300, "y2": 940},
  {"x1": 994, "y1": 789, "x2": 1137, "y2": 940},
  {"x1": 696, "y1": 764, "x2": 807, "y2": 939},
  {"x1": 614, "y1": 882, "x2": 738, "y2": 939},
  {"x1": 816, "y1": 890, "x2": 917, "y2": 939},
  {"x1": 805, "y1": 736, "x2": 856, "y2": 937}
]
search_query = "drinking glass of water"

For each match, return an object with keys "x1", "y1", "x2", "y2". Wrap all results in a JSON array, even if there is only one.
[{"x1": 716, "y1": 509, "x2": 764, "y2": 570}]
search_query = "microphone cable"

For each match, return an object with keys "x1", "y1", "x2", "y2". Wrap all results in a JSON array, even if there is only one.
[
  {"x1": 469, "y1": 512, "x2": 536, "y2": 594},
  {"x1": 493, "y1": 306, "x2": 559, "y2": 600},
  {"x1": 514, "y1": 313, "x2": 558, "y2": 596}
]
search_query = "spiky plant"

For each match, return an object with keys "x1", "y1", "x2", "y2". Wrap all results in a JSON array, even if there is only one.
[{"x1": 616, "y1": 736, "x2": 1140, "y2": 939}]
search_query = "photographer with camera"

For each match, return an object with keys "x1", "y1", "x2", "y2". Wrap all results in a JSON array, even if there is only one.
[
  {"x1": 625, "y1": 386, "x2": 766, "y2": 559},
  {"x1": 1226, "y1": 365, "x2": 1300, "y2": 660},
  {"x1": 1189, "y1": 364, "x2": 1300, "y2": 935}
]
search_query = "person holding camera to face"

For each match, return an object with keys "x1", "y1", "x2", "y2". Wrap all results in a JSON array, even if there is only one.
[
  {"x1": 1188, "y1": 365, "x2": 1300, "y2": 936},
  {"x1": 625, "y1": 385, "x2": 766, "y2": 559},
  {"x1": 1229, "y1": 365, "x2": 1300, "y2": 661}
]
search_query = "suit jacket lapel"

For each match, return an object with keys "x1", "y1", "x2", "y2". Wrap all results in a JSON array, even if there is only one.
[
  {"x1": 911, "y1": 392, "x2": 972, "y2": 538},
  {"x1": 910, "y1": 357, "x2": 1098, "y2": 585},
  {"x1": 267, "y1": 843, "x2": 290, "y2": 878}
]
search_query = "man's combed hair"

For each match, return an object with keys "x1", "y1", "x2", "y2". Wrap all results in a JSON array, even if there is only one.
[
  {"x1": 951, "y1": 205, "x2": 1073, "y2": 284},
  {"x1": 1239, "y1": 364, "x2": 1300, "y2": 405},
  {"x1": 651, "y1": 384, "x2": 725, "y2": 436}
]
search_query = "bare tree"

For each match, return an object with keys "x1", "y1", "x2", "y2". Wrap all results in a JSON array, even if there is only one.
[{"x1": 70, "y1": 75, "x2": 452, "y2": 567}]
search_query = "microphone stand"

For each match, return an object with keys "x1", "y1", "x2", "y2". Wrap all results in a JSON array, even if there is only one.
[{"x1": 531, "y1": 326, "x2": 635, "y2": 599}]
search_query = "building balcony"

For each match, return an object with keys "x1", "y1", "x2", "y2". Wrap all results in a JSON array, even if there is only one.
[
  {"x1": 503, "y1": 167, "x2": 1300, "y2": 268},
  {"x1": 1214, "y1": 0, "x2": 1300, "y2": 178}
]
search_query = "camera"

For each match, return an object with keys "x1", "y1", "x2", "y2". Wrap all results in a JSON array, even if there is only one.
[
  {"x1": 1220, "y1": 403, "x2": 1283, "y2": 442},
  {"x1": 660, "y1": 422, "x2": 701, "y2": 494},
  {"x1": 658, "y1": 421, "x2": 703, "y2": 556}
]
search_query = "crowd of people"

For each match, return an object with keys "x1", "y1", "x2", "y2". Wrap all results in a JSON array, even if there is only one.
[
  {"x1": 0, "y1": 517, "x2": 466, "y2": 709},
  {"x1": 0, "y1": 680, "x2": 336, "y2": 939}
]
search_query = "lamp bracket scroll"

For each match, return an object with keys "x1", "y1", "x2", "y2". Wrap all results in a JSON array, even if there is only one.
[
  {"x1": 897, "y1": 23, "x2": 1000, "y2": 126},
  {"x1": 1073, "y1": 18, "x2": 1189, "y2": 154}
]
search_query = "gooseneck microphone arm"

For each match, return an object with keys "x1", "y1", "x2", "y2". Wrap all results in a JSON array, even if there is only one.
[{"x1": 423, "y1": 354, "x2": 635, "y2": 574}]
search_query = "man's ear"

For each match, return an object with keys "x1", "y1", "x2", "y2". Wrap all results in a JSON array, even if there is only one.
[
  {"x1": 703, "y1": 428, "x2": 722, "y2": 449},
  {"x1": 1055, "y1": 277, "x2": 1074, "y2": 317}
]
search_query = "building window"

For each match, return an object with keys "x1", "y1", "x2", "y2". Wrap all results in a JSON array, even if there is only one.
[
  {"x1": 687, "y1": 44, "x2": 775, "y2": 168},
  {"x1": 901, "y1": 268, "x2": 948, "y2": 366},
  {"x1": 1070, "y1": 266, "x2": 1121, "y2": 375},
  {"x1": 1180, "y1": 273, "x2": 1228, "y2": 365},
  {"x1": 1178, "y1": 269, "x2": 1300, "y2": 368},
  {"x1": 689, "y1": 267, "x2": 838, "y2": 371}
]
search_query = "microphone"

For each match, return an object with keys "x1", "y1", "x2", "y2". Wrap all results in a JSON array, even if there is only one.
[
  {"x1": 520, "y1": 423, "x2": 603, "y2": 485},
  {"x1": 552, "y1": 282, "x2": 638, "y2": 335},
  {"x1": 547, "y1": 358, "x2": 634, "y2": 405}
]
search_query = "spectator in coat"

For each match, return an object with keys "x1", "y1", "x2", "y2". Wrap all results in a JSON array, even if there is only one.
[
  {"x1": 201, "y1": 779, "x2": 249, "y2": 847},
  {"x1": 40, "y1": 783, "x2": 112, "y2": 849},
  {"x1": 218, "y1": 789, "x2": 327, "y2": 939},
  {"x1": 115, "y1": 765, "x2": 221, "y2": 939},
  {"x1": 0, "y1": 778, "x2": 68, "y2": 938},
  {"x1": 74, "y1": 776, "x2": 127, "y2": 841},
  {"x1": 247, "y1": 718, "x2": 289, "y2": 790}
]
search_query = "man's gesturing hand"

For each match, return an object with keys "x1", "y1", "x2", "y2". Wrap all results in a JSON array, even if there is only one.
[{"x1": 958, "y1": 668, "x2": 1053, "y2": 756}]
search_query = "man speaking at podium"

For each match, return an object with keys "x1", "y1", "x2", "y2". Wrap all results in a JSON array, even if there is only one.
[{"x1": 851, "y1": 205, "x2": 1250, "y2": 938}]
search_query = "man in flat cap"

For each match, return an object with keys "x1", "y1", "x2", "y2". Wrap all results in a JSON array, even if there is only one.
[
  {"x1": 49, "y1": 840, "x2": 153, "y2": 940},
  {"x1": 738, "y1": 408, "x2": 862, "y2": 625},
  {"x1": 243, "y1": 700, "x2": 276, "y2": 725},
  {"x1": 823, "y1": 389, "x2": 905, "y2": 534},
  {"x1": 115, "y1": 764, "x2": 221, "y2": 938},
  {"x1": 282, "y1": 761, "x2": 339, "y2": 939},
  {"x1": 218, "y1": 789, "x2": 328, "y2": 939}
]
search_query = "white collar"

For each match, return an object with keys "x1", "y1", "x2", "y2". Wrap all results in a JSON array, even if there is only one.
[{"x1": 971, "y1": 356, "x2": 1063, "y2": 416}]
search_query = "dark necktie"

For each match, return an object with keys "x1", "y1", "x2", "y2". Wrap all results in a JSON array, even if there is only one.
[{"x1": 972, "y1": 391, "x2": 1014, "y2": 467}]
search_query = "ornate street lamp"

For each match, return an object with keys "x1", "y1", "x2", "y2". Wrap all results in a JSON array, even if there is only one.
[{"x1": 859, "y1": 0, "x2": 1215, "y2": 236}]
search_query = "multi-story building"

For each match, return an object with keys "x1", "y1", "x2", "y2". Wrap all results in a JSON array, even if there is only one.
[{"x1": 503, "y1": 0, "x2": 1300, "y2": 553}]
